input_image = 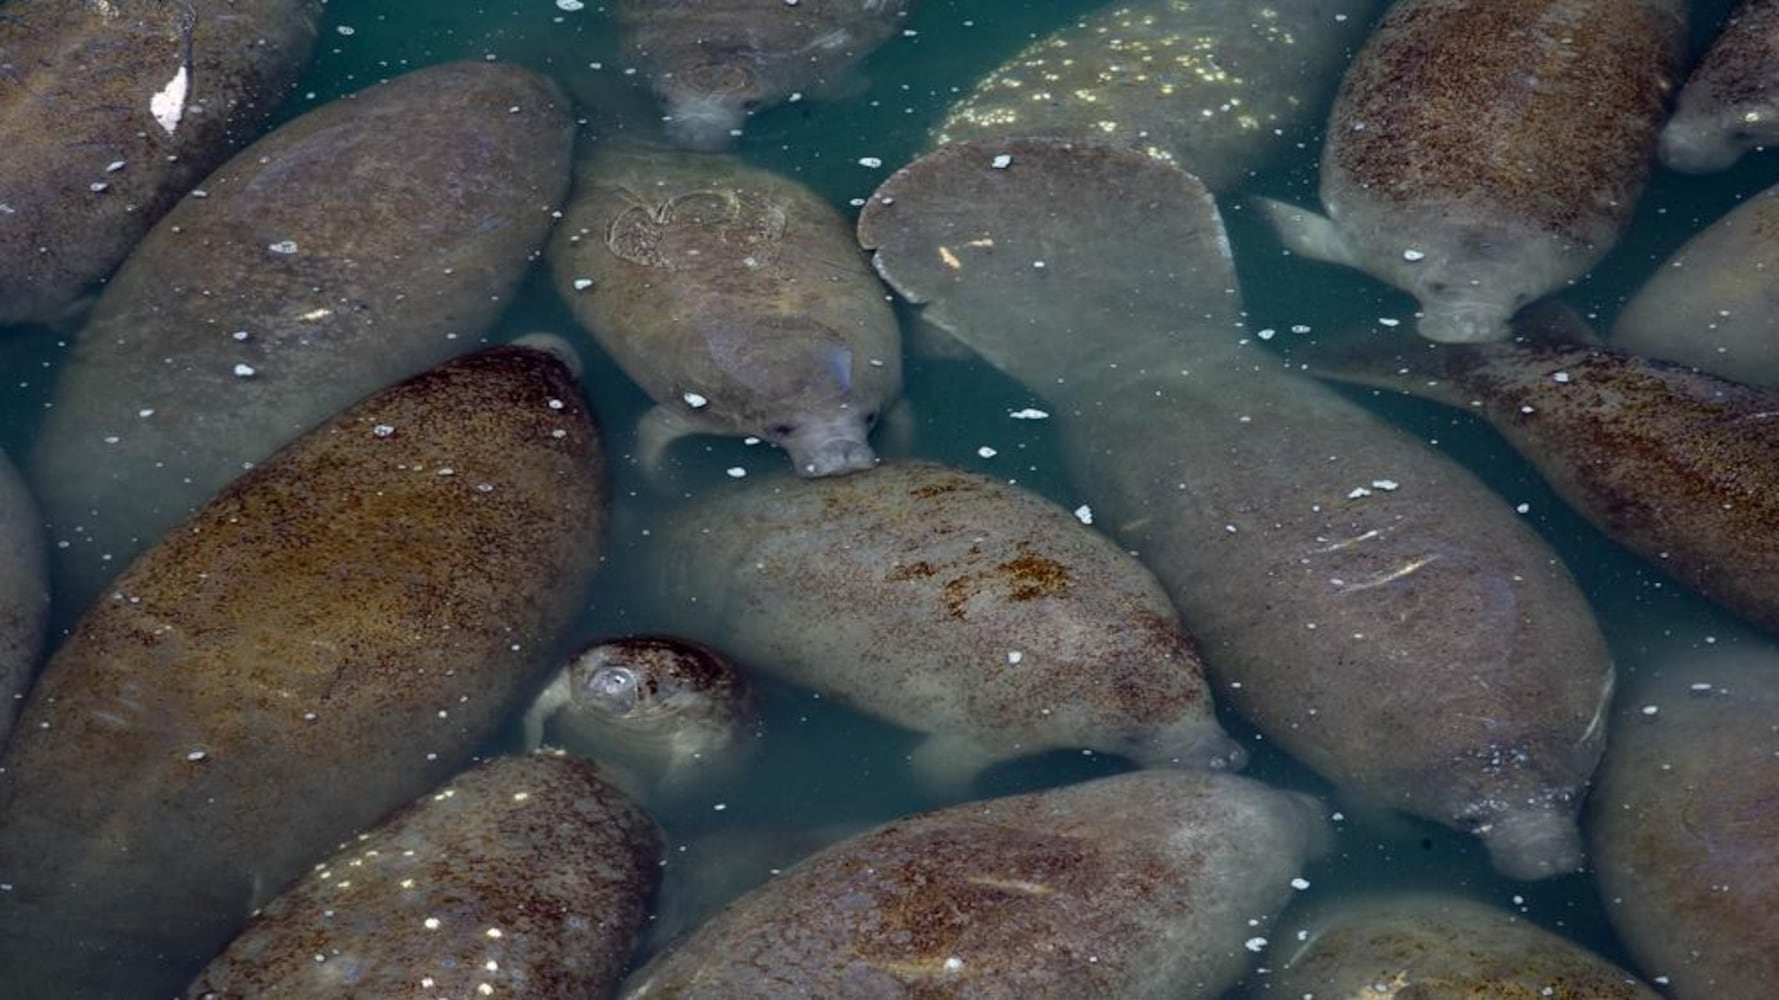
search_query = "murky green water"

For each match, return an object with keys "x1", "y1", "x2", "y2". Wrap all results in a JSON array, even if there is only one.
[{"x1": 3, "y1": 0, "x2": 1776, "y2": 993}]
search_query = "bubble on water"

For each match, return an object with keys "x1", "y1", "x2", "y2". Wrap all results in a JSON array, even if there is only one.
[
  {"x1": 1402, "y1": 248, "x2": 1426, "y2": 261},
  {"x1": 1551, "y1": 371, "x2": 1571, "y2": 384},
  {"x1": 858, "y1": 156, "x2": 883, "y2": 168},
  {"x1": 233, "y1": 363, "x2": 256, "y2": 378},
  {"x1": 557, "y1": 0, "x2": 584, "y2": 9},
  {"x1": 684, "y1": 392, "x2": 709, "y2": 408},
  {"x1": 1009, "y1": 408, "x2": 1049, "y2": 420},
  {"x1": 1074, "y1": 505, "x2": 1092, "y2": 525},
  {"x1": 991, "y1": 153, "x2": 1013, "y2": 169},
  {"x1": 977, "y1": 445, "x2": 997, "y2": 458},
  {"x1": 1244, "y1": 937, "x2": 1268, "y2": 952},
  {"x1": 268, "y1": 240, "x2": 299, "y2": 255},
  {"x1": 372, "y1": 424, "x2": 396, "y2": 438},
  {"x1": 726, "y1": 467, "x2": 747, "y2": 479}
]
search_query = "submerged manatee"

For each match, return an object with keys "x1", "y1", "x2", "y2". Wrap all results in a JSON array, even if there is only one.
[
  {"x1": 1311, "y1": 311, "x2": 1779, "y2": 639},
  {"x1": 621, "y1": 770, "x2": 1328, "y2": 999},
  {"x1": 521, "y1": 635, "x2": 759, "y2": 806},
  {"x1": 184, "y1": 754, "x2": 661, "y2": 1000},
  {"x1": 0, "y1": 346, "x2": 606, "y2": 1000},
  {"x1": 646, "y1": 460, "x2": 1244, "y2": 792},
  {"x1": 28, "y1": 61, "x2": 574, "y2": 614},
  {"x1": 1660, "y1": 0, "x2": 1779, "y2": 172},
  {"x1": 1614, "y1": 180, "x2": 1779, "y2": 387},
  {"x1": 935, "y1": 0, "x2": 1381, "y2": 192},
  {"x1": 548, "y1": 144, "x2": 900, "y2": 479},
  {"x1": 861, "y1": 139, "x2": 1615, "y2": 880},
  {"x1": 1257, "y1": 0, "x2": 1685, "y2": 343},
  {"x1": 616, "y1": 0, "x2": 913, "y2": 148},
  {"x1": 0, "y1": 450, "x2": 48, "y2": 750},
  {"x1": 1589, "y1": 643, "x2": 1779, "y2": 1000},
  {"x1": 1278, "y1": 892, "x2": 1663, "y2": 997},
  {"x1": 0, "y1": 0, "x2": 320, "y2": 327}
]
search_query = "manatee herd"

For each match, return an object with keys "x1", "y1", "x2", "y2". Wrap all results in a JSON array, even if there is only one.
[{"x1": 1, "y1": 0, "x2": 1778, "y2": 998}]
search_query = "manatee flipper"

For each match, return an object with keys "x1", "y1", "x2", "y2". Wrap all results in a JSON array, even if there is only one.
[
  {"x1": 909, "y1": 732, "x2": 1000, "y2": 799},
  {"x1": 1254, "y1": 197, "x2": 1358, "y2": 267},
  {"x1": 635, "y1": 405, "x2": 720, "y2": 483},
  {"x1": 520, "y1": 672, "x2": 576, "y2": 752},
  {"x1": 511, "y1": 332, "x2": 586, "y2": 379},
  {"x1": 875, "y1": 397, "x2": 918, "y2": 460},
  {"x1": 906, "y1": 311, "x2": 981, "y2": 362}
]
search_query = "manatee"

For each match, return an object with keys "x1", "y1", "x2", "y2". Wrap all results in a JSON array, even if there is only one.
[
  {"x1": 1256, "y1": 0, "x2": 1685, "y2": 343},
  {"x1": 27, "y1": 60, "x2": 573, "y2": 613},
  {"x1": 934, "y1": 0, "x2": 1382, "y2": 192},
  {"x1": 1589, "y1": 642, "x2": 1779, "y2": 999},
  {"x1": 183, "y1": 753, "x2": 661, "y2": 1000},
  {"x1": 1660, "y1": 0, "x2": 1779, "y2": 172},
  {"x1": 860, "y1": 138, "x2": 1616, "y2": 880},
  {"x1": 1277, "y1": 892, "x2": 1663, "y2": 998},
  {"x1": 645, "y1": 459, "x2": 1245, "y2": 792},
  {"x1": 1310, "y1": 309, "x2": 1779, "y2": 638},
  {"x1": 1614, "y1": 179, "x2": 1779, "y2": 388},
  {"x1": 547, "y1": 144, "x2": 901, "y2": 479},
  {"x1": 0, "y1": 345, "x2": 606, "y2": 1000},
  {"x1": 621, "y1": 770, "x2": 1328, "y2": 999},
  {"x1": 615, "y1": 0, "x2": 913, "y2": 148},
  {"x1": 0, "y1": 0, "x2": 320, "y2": 327},
  {"x1": 0, "y1": 448, "x2": 49, "y2": 750},
  {"x1": 520, "y1": 635, "x2": 759, "y2": 806}
]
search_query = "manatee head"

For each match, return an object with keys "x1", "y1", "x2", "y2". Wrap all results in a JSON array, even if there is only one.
[
  {"x1": 769, "y1": 408, "x2": 880, "y2": 478},
  {"x1": 1402, "y1": 226, "x2": 1540, "y2": 343},
  {"x1": 1658, "y1": 100, "x2": 1778, "y2": 174},
  {"x1": 658, "y1": 58, "x2": 767, "y2": 149},
  {"x1": 1477, "y1": 805, "x2": 1585, "y2": 881}
]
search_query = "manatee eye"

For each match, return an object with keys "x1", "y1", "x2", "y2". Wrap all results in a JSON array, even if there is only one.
[
  {"x1": 767, "y1": 422, "x2": 796, "y2": 438},
  {"x1": 741, "y1": 98, "x2": 764, "y2": 112},
  {"x1": 863, "y1": 411, "x2": 879, "y2": 427},
  {"x1": 1426, "y1": 281, "x2": 1451, "y2": 296}
]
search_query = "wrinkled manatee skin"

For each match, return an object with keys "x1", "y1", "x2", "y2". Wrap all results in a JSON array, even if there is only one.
[
  {"x1": 1303, "y1": 0, "x2": 1684, "y2": 342},
  {"x1": 0, "y1": 346, "x2": 606, "y2": 1000},
  {"x1": 28, "y1": 60, "x2": 575, "y2": 615},
  {"x1": 1589, "y1": 646, "x2": 1779, "y2": 999},
  {"x1": 1614, "y1": 180, "x2": 1779, "y2": 388},
  {"x1": 621, "y1": 770, "x2": 1328, "y2": 1000},
  {"x1": 0, "y1": 0, "x2": 321, "y2": 327},
  {"x1": 184, "y1": 754, "x2": 661, "y2": 1000},
  {"x1": 649, "y1": 461, "x2": 1241, "y2": 786},
  {"x1": 548, "y1": 144, "x2": 901, "y2": 478},
  {"x1": 615, "y1": 0, "x2": 913, "y2": 148},
  {"x1": 857, "y1": 140, "x2": 1614, "y2": 880},
  {"x1": 1278, "y1": 892, "x2": 1663, "y2": 997},
  {"x1": 935, "y1": 0, "x2": 1382, "y2": 192},
  {"x1": 0, "y1": 449, "x2": 49, "y2": 751},
  {"x1": 1660, "y1": 0, "x2": 1779, "y2": 173}
]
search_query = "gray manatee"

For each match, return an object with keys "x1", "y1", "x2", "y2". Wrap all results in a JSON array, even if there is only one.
[
  {"x1": 521, "y1": 635, "x2": 759, "y2": 807},
  {"x1": 1614, "y1": 179, "x2": 1779, "y2": 388},
  {"x1": 27, "y1": 60, "x2": 573, "y2": 613},
  {"x1": 0, "y1": 449, "x2": 49, "y2": 750},
  {"x1": 621, "y1": 770, "x2": 1329, "y2": 1000},
  {"x1": 646, "y1": 460, "x2": 1245, "y2": 792},
  {"x1": 860, "y1": 138, "x2": 1616, "y2": 880},
  {"x1": 183, "y1": 753, "x2": 661, "y2": 1000},
  {"x1": 1312, "y1": 310, "x2": 1779, "y2": 639},
  {"x1": 1589, "y1": 642, "x2": 1779, "y2": 999},
  {"x1": 1277, "y1": 892, "x2": 1663, "y2": 998},
  {"x1": 0, "y1": 346, "x2": 606, "y2": 1000},
  {"x1": 0, "y1": 0, "x2": 320, "y2": 327},
  {"x1": 935, "y1": 0, "x2": 1382, "y2": 192},
  {"x1": 1660, "y1": 0, "x2": 1779, "y2": 172},
  {"x1": 548, "y1": 144, "x2": 901, "y2": 479},
  {"x1": 1257, "y1": 0, "x2": 1685, "y2": 343},
  {"x1": 616, "y1": 0, "x2": 913, "y2": 148}
]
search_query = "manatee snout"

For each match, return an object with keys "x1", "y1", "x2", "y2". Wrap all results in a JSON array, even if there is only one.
[
  {"x1": 1417, "y1": 300, "x2": 1514, "y2": 344},
  {"x1": 1657, "y1": 115, "x2": 1743, "y2": 174},
  {"x1": 1479, "y1": 806, "x2": 1585, "y2": 881},
  {"x1": 659, "y1": 64, "x2": 760, "y2": 149},
  {"x1": 788, "y1": 436, "x2": 877, "y2": 478},
  {"x1": 1131, "y1": 724, "x2": 1249, "y2": 774}
]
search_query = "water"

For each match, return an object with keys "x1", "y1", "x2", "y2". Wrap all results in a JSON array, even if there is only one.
[{"x1": 1, "y1": 0, "x2": 1773, "y2": 993}]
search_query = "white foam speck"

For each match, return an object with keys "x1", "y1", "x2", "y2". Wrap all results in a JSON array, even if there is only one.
[
  {"x1": 683, "y1": 392, "x2": 709, "y2": 408},
  {"x1": 1073, "y1": 505, "x2": 1092, "y2": 525},
  {"x1": 991, "y1": 153, "x2": 1012, "y2": 169}
]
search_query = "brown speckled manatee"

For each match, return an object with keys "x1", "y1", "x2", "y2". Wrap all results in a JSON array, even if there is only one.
[
  {"x1": 1311, "y1": 307, "x2": 1779, "y2": 639},
  {"x1": 0, "y1": 345, "x2": 606, "y2": 1000},
  {"x1": 644, "y1": 459, "x2": 1245, "y2": 793},
  {"x1": 0, "y1": 0, "x2": 320, "y2": 327},
  {"x1": 28, "y1": 60, "x2": 575, "y2": 614},
  {"x1": 548, "y1": 143, "x2": 901, "y2": 480},
  {"x1": 935, "y1": 0, "x2": 1382, "y2": 192},
  {"x1": 860, "y1": 138, "x2": 1615, "y2": 881},
  {"x1": 615, "y1": 0, "x2": 913, "y2": 148},
  {"x1": 183, "y1": 753, "x2": 661, "y2": 1000},
  {"x1": 0, "y1": 449, "x2": 48, "y2": 751},
  {"x1": 1589, "y1": 642, "x2": 1779, "y2": 999},
  {"x1": 1257, "y1": 0, "x2": 1685, "y2": 342},
  {"x1": 621, "y1": 770, "x2": 1327, "y2": 999},
  {"x1": 1278, "y1": 892, "x2": 1663, "y2": 998},
  {"x1": 1661, "y1": 0, "x2": 1779, "y2": 172}
]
